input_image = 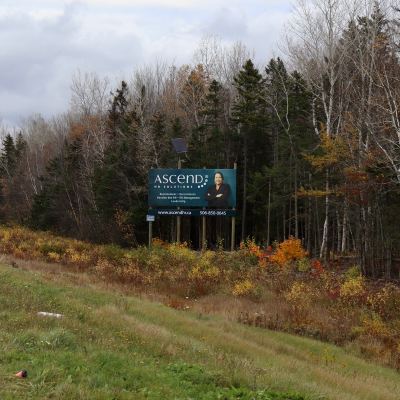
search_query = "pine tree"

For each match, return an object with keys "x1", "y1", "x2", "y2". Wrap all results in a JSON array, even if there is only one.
[
  {"x1": 189, "y1": 79, "x2": 227, "y2": 168},
  {"x1": 0, "y1": 134, "x2": 16, "y2": 180},
  {"x1": 232, "y1": 60, "x2": 267, "y2": 241},
  {"x1": 92, "y1": 82, "x2": 148, "y2": 244},
  {"x1": 0, "y1": 133, "x2": 30, "y2": 221}
]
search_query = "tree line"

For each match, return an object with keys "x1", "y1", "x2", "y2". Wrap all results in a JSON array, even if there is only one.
[{"x1": 1, "y1": 0, "x2": 400, "y2": 278}]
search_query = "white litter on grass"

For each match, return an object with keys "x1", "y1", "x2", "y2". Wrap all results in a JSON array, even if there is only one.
[{"x1": 37, "y1": 312, "x2": 64, "y2": 318}]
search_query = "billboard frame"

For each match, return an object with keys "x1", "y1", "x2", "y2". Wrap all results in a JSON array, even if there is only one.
[{"x1": 147, "y1": 164, "x2": 237, "y2": 251}]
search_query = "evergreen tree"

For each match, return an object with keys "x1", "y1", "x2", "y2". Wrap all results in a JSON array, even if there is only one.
[
  {"x1": 247, "y1": 59, "x2": 314, "y2": 246},
  {"x1": 189, "y1": 79, "x2": 227, "y2": 168},
  {"x1": 150, "y1": 112, "x2": 176, "y2": 168},
  {"x1": 0, "y1": 134, "x2": 17, "y2": 180},
  {"x1": 0, "y1": 133, "x2": 29, "y2": 221},
  {"x1": 92, "y1": 81, "x2": 148, "y2": 245},
  {"x1": 232, "y1": 60, "x2": 268, "y2": 241},
  {"x1": 29, "y1": 138, "x2": 95, "y2": 237}
]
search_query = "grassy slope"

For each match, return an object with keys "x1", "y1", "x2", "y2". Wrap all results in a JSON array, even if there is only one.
[{"x1": 0, "y1": 263, "x2": 399, "y2": 400}]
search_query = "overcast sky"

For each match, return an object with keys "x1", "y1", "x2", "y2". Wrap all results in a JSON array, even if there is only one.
[{"x1": 0, "y1": 0, "x2": 293, "y2": 128}]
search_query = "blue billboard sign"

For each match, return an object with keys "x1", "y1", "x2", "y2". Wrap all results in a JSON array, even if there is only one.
[{"x1": 148, "y1": 169, "x2": 236, "y2": 208}]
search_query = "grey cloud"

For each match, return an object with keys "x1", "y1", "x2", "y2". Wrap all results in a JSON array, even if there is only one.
[
  {"x1": 0, "y1": 5, "x2": 80, "y2": 95},
  {"x1": 203, "y1": 7, "x2": 248, "y2": 40},
  {"x1": 0, "y1": 1, "x2": 293, "y2": 127},
  {"x1": 0, "y1": 3, "x2": 145, "y2": 125}
]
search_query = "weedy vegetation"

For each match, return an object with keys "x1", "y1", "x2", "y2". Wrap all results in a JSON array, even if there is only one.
[{"x1": 0, "y1": 225, "x2": 400, "y2": 399}]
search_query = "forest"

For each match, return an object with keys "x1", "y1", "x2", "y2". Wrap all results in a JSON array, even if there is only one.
[{"x1": 1, "y1": 0, "x2": 400, "y2": 278}]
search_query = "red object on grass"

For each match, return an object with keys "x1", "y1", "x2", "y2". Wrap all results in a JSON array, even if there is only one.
[{"x1": 14, "y1": 369, "x2": 27, "y2": 378}]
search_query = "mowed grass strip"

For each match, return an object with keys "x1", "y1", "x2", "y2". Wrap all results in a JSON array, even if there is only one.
[{"x1": 0, "y1": 264, "x2": 399, "y2": 400}]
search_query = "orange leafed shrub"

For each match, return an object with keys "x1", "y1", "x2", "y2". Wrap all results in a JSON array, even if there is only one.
[
  {"x1": 311, "y1": 260, "x2": 323, "y2": 274},
  {"x1": 239, "y1": 238, "x2": 262, "y2": 257},
  {"x1": 269, "y1": 236, "x2": 308, "y2": 266},
  {"x1": 239, "y1": 238, "x2": 268, "y2": 266},
  {"x1": 152, "y1": 237, "x2": 169, "y2": 249}
]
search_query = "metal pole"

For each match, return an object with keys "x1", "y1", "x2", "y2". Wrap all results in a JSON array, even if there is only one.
[
  {"x1": 177, "y1": 159, "x2": 182, "y2": 243},
  {"x1": 231, "y1": 162, "x2": 237, "y2": 251},
  {"x1": 202, "y1": 166, "x2": 206, "y2": 251},
  {"x1": 148, "y1": 166, "x2": 153, "y2": 250},
  {"x1": 148, "y1": 207, "x2": 153, "y2": 250}
]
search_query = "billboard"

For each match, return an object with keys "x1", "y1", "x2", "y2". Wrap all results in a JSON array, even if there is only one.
[{"x1": 148, "y1": 169, "x2": 236, "y2": 208}]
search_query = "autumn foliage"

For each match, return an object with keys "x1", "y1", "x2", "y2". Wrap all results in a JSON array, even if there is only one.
[
  {"x1": 0, "y1": 225, "x2": 400, "y2": 370},
  {"x1": 268, "y1": 236, "x2": 308, "y2": 266}
]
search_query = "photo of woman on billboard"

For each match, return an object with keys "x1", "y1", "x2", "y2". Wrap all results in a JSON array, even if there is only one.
[{"x1": 203, "y1": 171, "x2": 231, "y2": 208}]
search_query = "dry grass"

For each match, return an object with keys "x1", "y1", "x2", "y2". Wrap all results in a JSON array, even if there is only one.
[
  {"x1": 2, "y1": 256, "x2": 400, "y2": 399},
  {"x1": 0, "y1": 226, "x2": 400, "y2": 373}
]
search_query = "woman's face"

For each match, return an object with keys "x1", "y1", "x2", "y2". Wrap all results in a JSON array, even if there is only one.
[{"x1": 214, "y1": 173, "x2": 223, "y2": 185}]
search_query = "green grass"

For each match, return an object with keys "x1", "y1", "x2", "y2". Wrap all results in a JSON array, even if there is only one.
[{"x1": 0, "y1": 264, "x2": 399, "y2": 399}]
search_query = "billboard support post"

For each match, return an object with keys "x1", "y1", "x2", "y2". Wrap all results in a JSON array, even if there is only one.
[
  {"x1": 202, "y1": 166, "x2": 206, "y2": 251},
  {"x1": 148, "y1": 207, "x2": 153, "y2": 249},
  {"x1": 148, "y1": 166, "x2": 153, "y2": 250},
  {"x1": 231, "y1": 163, "x2": 237, "y2": 251},
  {"x1": 177, "y1": 159, "x2": 182, "y2": 243}
]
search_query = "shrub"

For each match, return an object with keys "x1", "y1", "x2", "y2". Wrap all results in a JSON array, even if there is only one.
[
  {"x1": 339, "y1": 274, "x2": 366, "y2": 306},
  {"x1": 99, "y1": 244, "x2": 126, "y2": 264},
  {"x1": 285, "y1": 282, "x2": 313, "y2": 324},
  {"x1": 232, "y1": 280, "x2": 257, "y2": 298},
  {"x1": 39, "y1": 243, "x2": 66, "y2": 257},
  {"x1": 269, "y1": 236, "x2": 308, "y2": 268}
]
